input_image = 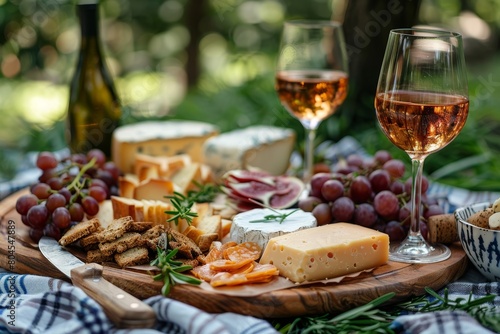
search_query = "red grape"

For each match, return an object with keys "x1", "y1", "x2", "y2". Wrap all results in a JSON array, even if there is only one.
[
  {"x1": 69, "y1": 202, "x2": 85, "y2": 222},
  {"x1": 383, "y1": 159, "x2": 405, "y2": 178},
  {"x1": 309, "y1": 173, "x2": 332, "y2": 199},
  {"x1": 369, "y1": 169, "x2": 391, "y2": 193},
  {"x1": 89, "y1": 186, "x2": 107, "y2": 202},
  {"x1": 373, "y1": 190, "x2": 399, "y2": 219},
  {"x1": 385, "y1": 221, "x2": 406, "y2": 241},
  {"x1": 353, "y1": 203, "x2": 377, "y2": 227},
  {"x1": 58, "y1": 188, "x2": 72, "y2": 203},
  {"x1": 331, "y1": 197, "x2": 355, "y2": 222},
  {"x1": 321, "y1": 179, "x2": 344, "y2": 202},
  {"x1": 46, "y1": 193, "x2": 67, "y2": 213},
  {"x1": 349, "y1": 175, "x2": 372, "y2": 203},
  {"x1": 16, "y1": 194, "x2": 39, "y2": 215},
  {"x1": 424, "y1": 204, "x2": 444, "y2": 219},
  {"x1": 103, "y1": 161, "x2": 120, "y2": 181},
  {"x1": 31, "y1": 183, "x2": 51, "y2": 199},
  {"x1": 346, "y1": 154, "x2": 364, "y2": 168},
  {"x1": 29, "y1": 228, "x2": 44, "y2": 243},
  {"x1": 52, "y1": 207, "x2": 71, "y2": 229},
  {"x1": 312, "y1": 203, "x2": 332, "y2": 226},
  {"x1": 43, "y1": 223, "x2": 61, "y2": 240},
  {"x1": 298, "y1": 196, "x2": 322, "y2": 212},
  {"x1": 36, "y1": 151, "x2": 58, "y2": 171},
  {"x1": 390, "y1": 181, "x2": 404, "y2": 195},
  {"x1": 47, "y1": 177, "x2": 63, "y2": 191},
  {"x1": 71, "y1": 153, "x2": 87, "y2": 165},
  {"x1": 27, "y1": 204, "x2": 49, "y2": 229},
  {"x1": 374, "y1": 150, "x2": 392, "y2": 164},
  {"x1": 82, "y1": 196, "x2": 99, "y2": 216},
  {"x1": 87, "y1": 149, "x2": 106, "y2": 167}
]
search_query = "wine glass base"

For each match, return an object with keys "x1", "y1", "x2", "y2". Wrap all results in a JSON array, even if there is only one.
[{"x1": 389, "y1": 239, "x2": 451, "y2": 264}]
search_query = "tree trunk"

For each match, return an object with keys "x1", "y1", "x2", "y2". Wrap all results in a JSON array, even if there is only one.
[
  {"x1": 184, "y1": 0, "x2": 206, "y2": 87},
  {"x1": 338, "y1": 0, "x2": 422, "y2": 130}
]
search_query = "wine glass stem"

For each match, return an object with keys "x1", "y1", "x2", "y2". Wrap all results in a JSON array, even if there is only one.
[
  {"x1": 409, "y1": 157, "x2": 425, "y2": 238},
  {"x1": 303, "y1": 126, "x2": 317, "y2": 185}
]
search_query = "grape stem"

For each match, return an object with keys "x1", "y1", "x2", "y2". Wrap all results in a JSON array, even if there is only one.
[{"x1": 65, "y1": 157, "x2": 96, "y2": 203}]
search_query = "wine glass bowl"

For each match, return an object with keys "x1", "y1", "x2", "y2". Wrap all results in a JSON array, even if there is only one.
[
  {"x1": 275, "y1": 20, "x2": 348, "y2": 183},
  {"x1": 375, "y1": 28, "x2": 469, "y2": 263}
]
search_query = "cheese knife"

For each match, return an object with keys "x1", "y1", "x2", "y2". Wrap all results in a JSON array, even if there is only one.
[{"x1": 39, "y1": 236, "x2": 156, "y2": 329}]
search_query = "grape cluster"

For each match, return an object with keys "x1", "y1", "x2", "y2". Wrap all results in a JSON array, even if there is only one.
[
  {"x1": 15, "y1": 149, "x2": 120, "y2": 243},
  {"x1": 299, "y1": 150, "x2": 444, "y2": 242}
]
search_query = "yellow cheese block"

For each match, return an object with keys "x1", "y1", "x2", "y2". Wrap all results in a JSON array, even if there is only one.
[
  {"x1": 112, "y1": 120, "x2": 219, "y2": 173},
  {"x1": 259, "y1": 223, "x2": 389, "y2": 283}
]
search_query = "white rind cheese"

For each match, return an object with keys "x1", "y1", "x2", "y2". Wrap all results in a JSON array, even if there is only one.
[
  {"x1": 259, "y1": 223, "x2": 390, "y2": 283},
  {"x1": 112, "y1": 120, "x2": 219, "y2": 173},
  {"x1": 229, "y1": 208, "x2": 317, "y2": 251},
  {"x1": 203, "y1": 125, "x2": 295, "y2": 180}
]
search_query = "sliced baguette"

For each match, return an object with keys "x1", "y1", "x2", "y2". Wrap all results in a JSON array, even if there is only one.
[{"x1": 133, "y1": 178, "x2": 175, "y2": 202}]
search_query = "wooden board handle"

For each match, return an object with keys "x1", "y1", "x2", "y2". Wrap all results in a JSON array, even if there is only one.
[{"x1": 71, "y1": 263, "x2": 156, "y2": 328}]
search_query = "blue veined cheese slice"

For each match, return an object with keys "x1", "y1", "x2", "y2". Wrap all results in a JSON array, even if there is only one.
[
  {"x1": 112, "y1": 120, "x2": 219, "y2": 173},
  {"x1": 259, "y1": 223, "x2": 390, "y2": 283},
  {"x1": 202, "y1": 125, "x2": 295, "y2": 180},
  {"x1": 229, "y1": 208, "x2": 317, "y2": 251}
]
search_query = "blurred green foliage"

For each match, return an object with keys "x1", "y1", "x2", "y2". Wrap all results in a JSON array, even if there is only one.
[{"x1": 1, "y1": 0, "x2": 500, "y2": 192}]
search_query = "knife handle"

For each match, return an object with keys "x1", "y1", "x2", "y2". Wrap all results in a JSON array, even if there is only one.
[{"x1": 71, "y1": 263, "x2": 156, "y2": 329}]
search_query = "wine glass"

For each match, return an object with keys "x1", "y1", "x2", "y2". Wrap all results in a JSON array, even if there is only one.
[
  {"x1": 375, "y1": 28, "x2": 469, "y2": 263},
  {"x1": 275, "y1": 20, "x2": 348, "y2": 184}
]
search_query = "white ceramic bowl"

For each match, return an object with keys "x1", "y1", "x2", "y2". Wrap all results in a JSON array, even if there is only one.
[{"x1": 454, "y1": 202, "x2": 500, "y2": 282}]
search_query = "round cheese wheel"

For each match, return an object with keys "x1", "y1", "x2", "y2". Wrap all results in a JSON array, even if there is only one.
[{"x1": 229, "y1": 208, "x2": 317, "y2": 251}]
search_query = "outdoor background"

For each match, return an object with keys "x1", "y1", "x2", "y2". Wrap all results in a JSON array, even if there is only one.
[{"x1": 1, "y1": 0, "x2": 500, "y2": 191}]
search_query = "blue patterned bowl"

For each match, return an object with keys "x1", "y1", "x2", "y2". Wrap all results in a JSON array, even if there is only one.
[{"x1": 454, "y1": 202, "x2": 500, "y2": 282}]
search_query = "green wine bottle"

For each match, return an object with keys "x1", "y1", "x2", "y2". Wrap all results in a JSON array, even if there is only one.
[{"x1": 67, "y1": 0, "x2": 121, "y2": 158}]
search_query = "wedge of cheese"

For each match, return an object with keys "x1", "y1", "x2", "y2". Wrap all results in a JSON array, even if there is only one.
[
  {"x1": 112, "y1": 120, "x2": 219, "y2": 173},
  {"x1": 259, "y1": 223, "x2": 389, "y2": 283},
  {"x1": 230, "y1": 208, "x2": 317, "y2": 251},
  {"x1": 203, "y1": 125, "x2": 295, "y2": 181}
]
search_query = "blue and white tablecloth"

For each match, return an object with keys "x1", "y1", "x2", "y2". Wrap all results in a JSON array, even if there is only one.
[{"x1": 1, "y1": 138, "x2": 499, "y2": 334}]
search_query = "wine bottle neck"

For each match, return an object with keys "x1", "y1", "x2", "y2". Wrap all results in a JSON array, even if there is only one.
[{"x1": 78, "y1": 3, "x2": 100, "y2": 39}]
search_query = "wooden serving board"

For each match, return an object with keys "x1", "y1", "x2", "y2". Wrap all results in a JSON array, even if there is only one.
[{"x1": 0, "y1": 188, "x2": 469, "y2": 318}]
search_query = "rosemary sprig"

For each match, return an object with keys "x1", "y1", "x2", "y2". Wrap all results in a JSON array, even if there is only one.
[
  {"x1": 187, "y1": 181, "x2": 220, "y2": 203},
  {"x1": 274, "y1": 287, "x2": 500, "y2": 334},
  {"x1": 164, "y1": 182, "x2": 220, "y2": 226},
  {"x1": 150, "y1": 247, "x2": 202, "y2": 296},
  {"x1": 164, "y1": 191, "x2": 198, "y2": 226},
  {"x1": 250, "y1": 208, "x2": 299, "y2": 224}
]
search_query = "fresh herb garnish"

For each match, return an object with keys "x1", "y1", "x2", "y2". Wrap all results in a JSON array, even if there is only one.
[
  {"x1": 250, "y1": 208, "x2": 299, "y2": 224},
  {"x1": 150, "y1": 246, "x2": 202, "y2": 296},
  {"x1": 164, "y1": 182, "x2": 220, "y2": 226},
  {"x1": 164, "y1": 191, "x2": 198, "y2": 226},
  {"x1": 187, "y1": 181, "x2": 220, "y2": 203},
  {"x1": 273, "y1": 287, "x2": 500, "y2": 334}
]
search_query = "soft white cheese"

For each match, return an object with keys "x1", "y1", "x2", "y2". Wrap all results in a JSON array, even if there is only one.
[
  {"x1": 229, "y1": 208, "x2": 317, "y2": 251},
  {"x1": 203, "y1": 125, "x2": 295, "y2": 180}
]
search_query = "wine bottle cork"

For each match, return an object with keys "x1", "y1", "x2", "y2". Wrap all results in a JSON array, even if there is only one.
[{"x1": 427, "y1": 214, "x2": 458, "y2": 244}]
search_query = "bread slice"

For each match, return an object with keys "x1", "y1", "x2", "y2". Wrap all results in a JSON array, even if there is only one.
[
  {"x1": 59, "y1": 218, "x2": 101, "y2": 246},
  {"x1": 196, "y1": 214, "x2": 221, "y2": 239},
  {"x1": 111, "y1": 196, "x2": 137, "y2": 220},
  {"x1": 134, "y1": 153, "x2": 166, "y2": 178},
  {"x1": 114, "y1": 247, "x2": 149, "y2": 267},
  {"x1": 161, "y1": 154, "x2": 191, "y2": 178}
]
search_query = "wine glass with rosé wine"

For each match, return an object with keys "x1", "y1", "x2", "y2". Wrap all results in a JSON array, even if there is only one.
[
  {"x1": 375, "y1": 28, "x2": 469, "y2": 263},
  {"x1": 275, "y1": 20, "x2": 349, "y2": 185}
]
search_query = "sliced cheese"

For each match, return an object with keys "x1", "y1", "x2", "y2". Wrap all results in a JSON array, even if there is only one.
[
  {"x1": 112, "y1": 120, "x2": 219, "y2": 173},
  {"x1": 229, "y1": 208, "x2": 317, "y2": 251},
  {"x1": 133, "y1": 178, "x2": 175, "y2": 202},
  {"x1": 203, "y1": 125, "x2": 295, "y2": 181},
  {"x1": 259, "y1": 223, "x2": 389, "y2": 283}
]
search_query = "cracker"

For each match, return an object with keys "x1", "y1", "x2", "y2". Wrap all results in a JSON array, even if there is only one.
[
  {"x1": 97, "y1": 216, "x2": 133, "y2": 243},
  {"x1": 59, "y1": 218, "x2": 101, "y2": 246},
  {"x1": 114, "y1": 247, "x2": 149, "y2": 267},
  {"x1": 141, "y1": 225, "x2": 165, "y2": 250},
  {"x1": 87, "y1": 249, "x2": 114, "y2": 263},
  {"x1": 128, "y1": 221, "x2": 154, "y2": 233},
  {"x1": 99, "y1": 232, "x2": 142, "y2": 256}
]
